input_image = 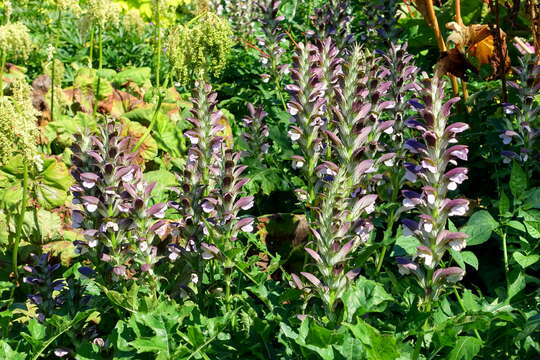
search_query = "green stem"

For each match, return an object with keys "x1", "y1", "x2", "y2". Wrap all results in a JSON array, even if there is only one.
[
  {"x1": 155, "y1": 0, "x2": 161, "y2": 88},
  {"x1": 93, "y1": 26, "x2": 103, "y2": 117},
  {"x1": 501, "y1": 230, "x2": 509, "y2": 292},
  {"x1": 412, "y1": 332, "x2": 423, "y2": 360},
  {"x1": 132, "y1": 77, "x2": 168, "y2": 152},
  {"x1": 89, "y1": 26, "x2": 94, "y2": 68},
  {"x1": 13, "y1": 161, "x2": 29, "y2": 281},
  {"x1": 32, "y1": 205, "x2": 41, "y2": 244},
  {"x1": 224, "y1": 270, "x2": 231, "y2": 312},
  {"x1": 51, "y1": 57, "x2": 55, "y2": 122},
  {"x1": 0, "y1": 50, "x2": 6, "y2": 97},
  {"x1": 453, "y1": 287, "x2": 482, "y2": 341},
  {"x1": 375, "y1": 211, "x2": 396, "y2": 274}
]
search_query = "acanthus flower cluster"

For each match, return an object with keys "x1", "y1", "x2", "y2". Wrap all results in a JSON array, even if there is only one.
[
  {"x1": 22, "y1": 253, "x2": 65, "y2": 322},
  {"x1": 169, "y1": 83, "x2": 253, "y2": 273},
  {"x1": 287, "y1": 42, "x2": 383, "y2": 318},
  {"x1": 241, "y1": 103, "x2": 271, "y2": 160},
  {"x1": 398, "y1": 76, "x2": 470, "y2": 304},
  {"x1": 375, "y1": 43, "x2": 420, "y2": 203},
  {"x1": 285, "y1": 38, "x2": 343, "y2": 196},
  {"x1": 70, "y1": 121, "x2": 166, "y2": 282},
  {"x1": 256, "y1": 0, "x2": 289, "y2": 83},
  {"x1": 500, "y1": 45, "x2": 540, "y2": 167}
]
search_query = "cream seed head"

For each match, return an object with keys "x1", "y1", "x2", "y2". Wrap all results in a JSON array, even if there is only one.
[
  {"x1": 0, "y1": 22, "x2": 33, "y2": 61},
  {"x1": 86, "y1": 0, "x2": 121, "y2": 28},
  {"x1": 0, "y1": 78, "x2": 40, "y2": 166},
  {"x1": 166, "y1": 12, "x2": 234, "y2": 87}
]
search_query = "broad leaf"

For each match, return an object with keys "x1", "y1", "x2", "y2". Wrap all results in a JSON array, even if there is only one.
[
  {"x1": 510, "y1": 162, "x2": 527, "y2": 200},
  {"x1": 342, "y1": 277, "x2": 394, "y2": 321},
  {"x1": 447, "y1": 336, "x2": 482, "y2": 360},
  {"x1": 460, "y1": 210, "x2": 498, "y2": 246}
]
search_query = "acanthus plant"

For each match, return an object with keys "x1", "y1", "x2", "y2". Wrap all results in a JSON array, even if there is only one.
[
  {"x1": 241, "y1": 103, "x2": 271, "y2": 163},
  {"x1": 70, "y1": 121, "x2": 166, "y2": 290},
  {"x1": 168, "y1": 82, "x2": 254, "y2": 300},
  {"x1": 256, "y1": 0, "x2": 290, "y2": 106},
  {"x1": 397, "y1": 75, "x2": 470, "y2": 308},
  {"x1": 22, "y1": 253, "x2": 66, "y2": 322},
  {"x1": 287, "y1": 41, "x2": 390, "y2": 322},
  {"x1": 500, "y1": 42, "x2": 540, "y2": 171},
  {"x1": 307, "y1": 0, "x2": 355, "y2": 51},
  {"x1": 374, "y1": 42, "x2": 421, "y2": 273}
]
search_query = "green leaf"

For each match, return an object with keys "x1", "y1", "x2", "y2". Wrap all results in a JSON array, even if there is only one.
[
  {"x1": 513, "y1": 252, "x2": 540, "y2": 269},
  {"x1": 460, "y1": 210, "x2": 498, "y2": 246},
  {"x1": 113, "y1": 67, "x2": 151, "y2": 87},
  {"x1": 450, "y1": 249, "x2": 465, "y2": 269},
  {"x1": 0, "y1": 341, "x2": 26, "y2": 360},
  {"x1": 391, "y1": 235, "x2": 419, "y2": 257},
  {"x1": 143, "y1": 169, "x2": 177, "y2": 202},
  {"x1": 523, "y1": 187, "x2": 540, "y2": 210},
  {"x1": 507, "y1": 220, "x2": 526, "y2": 232},
  {"x1": 461, "y1": 290, "x2": 480, "y2": 312},
  {"x1": 35, "y1": 157, "x2": 73, "y2": 209},
  {"x1": 498, "y1": 190, "x2": 510, "y2": 216},
  {"x1": 342, "y1": 277, "x2": 393, "y2": 321},
  {"x1": 508, "y1": 270, "x2": 526, "y2": 301},
  {"x1": 461, "y1": 251, "x2": 479, "y2": 270},
  {"x1": 510, "y1": 162, "x2": 527, "y2": 200},
  {"x1": 344, "y1": 318, "x2": 399, "y2": 360},
  {"x1": 524, "y1": 221, "x2": 540, "y2": 239},
  {"x1": 447, "y1": 336, "x2": 482, "y2": 360}
]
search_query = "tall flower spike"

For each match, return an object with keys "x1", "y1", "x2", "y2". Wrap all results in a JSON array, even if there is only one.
[
  {"x1": 241, "y1": 103, "x2": 271, "y2": 161},
  {"x1": 286, "y1": 38, "x2": 343, "y2": 203},
  {"x1": 215, "y1": 0, "x2": 261, "y2": 40},
  {"x1": 257, "y1": 0, "x2": 289, "y2": 83},
  {"x1": 356, "y1": 0, "x2": 402, "y2": 47},
  {"x1": 398, "y1": 76, "x2": 469, "y2": 305},
  {"x1": 23, "y1": 253, "x2": 65, "y2": 322},
  {"x1": 170, "y1": 82, "x2": 225, "y2": 256},
  {"x1": 203, "y1": 149, "x2": 254, "y2": 260},
  {"x1": 70, "y1": 121, "x2": 165, "y2": 282},
  {"x1": 501, "y1": 46, "x2": 540, "y2": 167},
  {"x1": 289, "y1": 44, "x2": 379, "y2": 321}
]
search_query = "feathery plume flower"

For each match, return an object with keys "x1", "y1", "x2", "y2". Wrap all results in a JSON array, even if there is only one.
[
  {"x1": 0, "y1": 23, "x2": 33, "y2": 61},
  {"x1": 85, "y1": 0, "x2": 121, "y2": 29},
  {"x1": 57, "y1": 0, "x2": 82, "y2": 15},
  {"x1": 398, "y1": 75, "x2": 469, "y2": 305},
  {"x1": 166, "y1": 12, "x2": 234, "y2": 87},
  {"x1": 0, "y1": 78, "x2": 40, "y2": 166},
  {"x1": 124, "y1": 9, "x2": 146, "y2": 35}
]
